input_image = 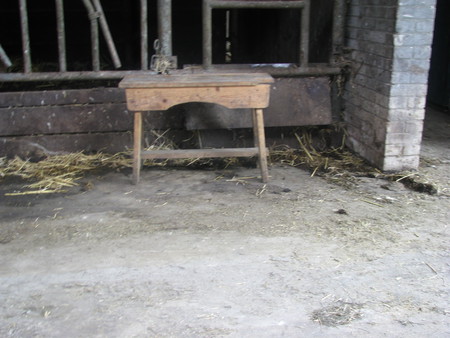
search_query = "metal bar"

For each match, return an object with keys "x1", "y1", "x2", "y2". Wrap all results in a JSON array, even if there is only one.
[
  {"x1": 209, "y1": 1, "x2": 305, "y2": 9},
  {"x1": 55, "y1": 0, "x2": 67, "y2": 72},
  {"x1": 81, "y1": 0, "x2": 100, "y2": 71},
  {"x1": 0, "y1": 44, "x2": 12, "y2": 68},
  {"x1": 90, "y1": 10, "x2": 100, "y2": 71},
  {"x1": 202, "y1": 0, "x2": 212, "y2": 68},
  {"x1": 19, "y1": 0, "x2": 32, "y2": 73},
  {"x1": 92, "y1": 0, "x2": 122, "y2": 69},
  {"x1": 0, "y1": 70, "x2": 156, "y2": 81},
  {"x1": 157, "y1": 0, "x2": 172, "y2": 56},
  {"x1": 140, "y1": 0, "x2": 148, "y2": 70},
  {"x1": 331, "y1": 0, "x2": 346, "y2": 65},
  {"x1": 300, "y1": 0, "x2": 309, "y2": 67},
  {"x1": 193, "y1": 64, "x2": 341, "y2": 76},
  {"x1": 0, "y1": 66, "x2": 341, "y2": 82}
]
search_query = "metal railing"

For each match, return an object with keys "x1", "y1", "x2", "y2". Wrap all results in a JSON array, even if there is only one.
[
  {"x1": 0, "y1": 0, "x2": 346, "y2": 82},
  {"x1": 1, "y1": 0, "x2": 155, "y2": 82}
]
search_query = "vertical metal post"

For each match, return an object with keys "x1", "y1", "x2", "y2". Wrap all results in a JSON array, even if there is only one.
[
  {"x1": 157, "y1": 0, "x2": 172, "y2": 56},
  {"x1": 19, "y1": 0, "x2": 32, "y2": 73},
  {"x1": 300, "y1": 0, "x2": 310, "y2": 67},
  {"x1": 55, "y1": 0, "x2": 67, "y2": 72},
  {"x1": 202, "y1": 0, "x2": 212, "y2": 68},
  {"x1": 140, "y1": 0, "x2": 148, "y2": 70},
  {"x1": 92, "y1": 0, "x2": 122, "y2": 68},
  {"x1": 82, "y1": 0, "x2": 100, "y2": 71},
  {"x1": 331, "y1": 0, "x2": 346, "y2": 65},
  {"x1": 90, "y1": 12, "x2": 100, "y2": 71}
]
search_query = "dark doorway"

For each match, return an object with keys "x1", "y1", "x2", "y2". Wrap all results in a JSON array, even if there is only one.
[{"x1": 427, "y1": 0, "x2": 450, "y2": 110}]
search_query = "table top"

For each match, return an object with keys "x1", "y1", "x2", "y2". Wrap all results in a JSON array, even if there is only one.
[{"x1": 119, "y1": 72, "x2": 274, "y2": 89}]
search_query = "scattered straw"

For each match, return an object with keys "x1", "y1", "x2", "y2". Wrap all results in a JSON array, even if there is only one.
[
  {"x1": 1, "y1": 127, "x2": 437, "y2": 196},
  {"x1": 270, "y1": 129, "x2": 377, "y2": 181},
  {"x1": 311, "y1": 301, "x2": 362, "y2": 326},
  {"x1": 0, "y1": 152, "x2": 132, "y2": 195},
  {"x1": 360, "y1": 199, "x2": 384, "y2": 208}
]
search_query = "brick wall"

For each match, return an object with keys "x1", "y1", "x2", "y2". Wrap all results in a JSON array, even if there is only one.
[{"x1": 344, "y1": 0, "x2": 436, "y2": 171}]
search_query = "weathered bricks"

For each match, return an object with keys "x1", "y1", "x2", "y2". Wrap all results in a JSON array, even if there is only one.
[{"x1": 344, "y1": 0, "x2": 436, "y2": 171}]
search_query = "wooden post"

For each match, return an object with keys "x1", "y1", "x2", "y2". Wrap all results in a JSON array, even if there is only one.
[
  {"x1": 133, "y1": 112, "x2": 143, "y2": 184},
  {"x1": 253, "y1": 108, "x2": 269, "y2": 183}
]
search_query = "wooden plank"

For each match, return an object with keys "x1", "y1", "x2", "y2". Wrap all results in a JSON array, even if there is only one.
[
  {"x1": 0, "y1": 103, "x2": 133, "y2": 136},
  {"x1": 133, "y1": 112, "x2": 143, "y2": 184},
  {"x1": 125, "y1": 84, "x2": 271, "y2": 110},
  {"x1": 0, "y1": 104, "x2": 186, "y2": 136},
  {"x1": 119, "y1": 73, "x2": 274, "y2": 88},
  {"x1": 253, "y1": 108, "x2": 269, "y2": 182},
  {"x1": 0, "y1": 133, "x2": 133, "y2": 159},
  {"x1": 265, "y1": 77, "x2": 332, "y2": 126},
  {"x1": 185, "y1": 77, "x2": 333, "y2": 129},
  {"x1": 141, "y1": 147, "x2": 261, "y2": 159},
  {"x1": 0, "y1": 88, "x2": 125, "y2": 108},
  {"x1": 0, "y1": 130, "x2": 197, "y2": 159},
  {"x1": 1, "y1": 128, "x2": 343, "y2": 160}
]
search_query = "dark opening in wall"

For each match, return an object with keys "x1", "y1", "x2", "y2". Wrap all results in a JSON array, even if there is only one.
[
  {"x1": 309, "y1": 0, "x2": 333, "y2": 63},
  {"x1": 212, "y1": 9, "x2": 301, "y2": 64},
  {"x1": 172, "y1": 0, "x2": 203, "y2": 67},
  {"x1": 427, "y1": 0, "x2": 450, "y2": 110}
]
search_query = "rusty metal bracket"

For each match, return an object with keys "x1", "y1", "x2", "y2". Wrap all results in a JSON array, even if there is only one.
[{"x1": 150, "y1": 39, "x2": 177, "y2": 74}]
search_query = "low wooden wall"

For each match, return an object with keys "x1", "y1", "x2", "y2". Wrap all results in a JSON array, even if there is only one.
[{"x1": 0, "y1": 77, "x2": 333, "y2": 159}]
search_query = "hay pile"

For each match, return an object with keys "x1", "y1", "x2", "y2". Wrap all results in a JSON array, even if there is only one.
[
  {"x1": 0, "y1": 152, "x2": 131, "y2": 195},
  {"x1": 270, "y1": 131, "x2": 380, "y2": 179},
  {"x1": 270, "y1": 132, "x2": 438, "y2": 194}
]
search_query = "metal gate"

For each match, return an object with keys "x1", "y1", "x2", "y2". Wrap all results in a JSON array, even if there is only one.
[{"x1": 0, "y1": 0, "x2": 346, "y2": 82}]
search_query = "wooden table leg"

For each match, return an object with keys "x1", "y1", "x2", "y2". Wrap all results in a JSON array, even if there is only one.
[
  {"x1": 252, "y1": 108, "x2": 269, "y2": 183},
  {"x1": 133, "y1": 111, "x2": 143, "y2": 184}
]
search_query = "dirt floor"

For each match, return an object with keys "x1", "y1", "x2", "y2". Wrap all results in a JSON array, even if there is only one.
[{"x1": 0, "y1": 108, "x2": 449, "y2": 337}]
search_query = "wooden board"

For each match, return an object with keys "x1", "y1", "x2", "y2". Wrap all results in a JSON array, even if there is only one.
[
  {"x1": 124, "y1": 84, "x2": 271, "y2": 110},
  {"x1": 141, "y1": 147, "x2": 261, "y2": 159},
  {"x1": 0, "y1": 104, "x2": 187, "y2": 136},
  {"x1": 0, "y1": 88, "x2": 125, "y2": 108},
  {"x1": 0, "y1": 130, "x2": 196, "y2": 159},
  {"x1": 264, "y1": 77, "x2": 332, "y2": 126},
  {"x1": 0, "y1": 103, "x2": 133, "y2": 136},
  {"x1": 0, "y1": 127, "x2": 343, "y2": 160},
  {"x1": 0, "y1": 133, "x2": 133, "y2": 159},
  {"x1": 119, "y1": 73, "x2": 274, "y2": 88},
  {"x1": 185, "y1": 77, "x2": 333, "y2": 129}
]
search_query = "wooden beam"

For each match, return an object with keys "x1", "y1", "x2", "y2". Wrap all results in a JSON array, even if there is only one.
[
  {"x1": 0, "y1": 88, "x2": 125, "y2": 108},
  {"x1": 141, "y1": 147, "x2": 262, "y2": 159}
]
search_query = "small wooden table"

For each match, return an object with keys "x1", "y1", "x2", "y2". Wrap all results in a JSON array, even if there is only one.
[{"x1": 119, "y1": 73, "x2": 274, "y2": 184}]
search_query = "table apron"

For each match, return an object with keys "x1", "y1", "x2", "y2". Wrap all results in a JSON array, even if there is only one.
[{"x1": 124, "y1": 84, "x2": 271, "y2": 111}]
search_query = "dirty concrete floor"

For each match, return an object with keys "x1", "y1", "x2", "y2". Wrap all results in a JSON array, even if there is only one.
[{"x1": 0, "y1": 108, "x2": 449, "y2": 337}]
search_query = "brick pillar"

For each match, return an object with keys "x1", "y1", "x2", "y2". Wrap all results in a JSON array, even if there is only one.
[{"x1": 344, "y1": 0, "x2": 436, "y2": 171}]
